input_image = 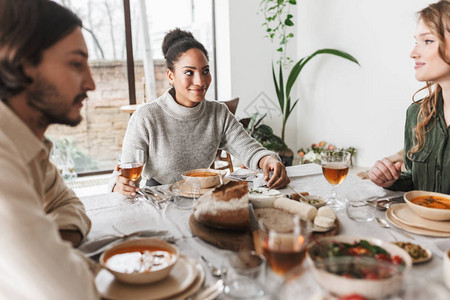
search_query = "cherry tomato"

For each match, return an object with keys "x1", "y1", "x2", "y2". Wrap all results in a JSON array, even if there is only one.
[
  {"x1": 348, "y1": 246, "x2": 370, "y2": 256},
  {"x1": 338, "y1": 294, "x2": 367, "y2": 300},
  {"x1": 375, "y1": 253, "x2": 390, "y2": 261},
  {"x1": 391, "y1": 255, "x2": 404, "y2": 265}
]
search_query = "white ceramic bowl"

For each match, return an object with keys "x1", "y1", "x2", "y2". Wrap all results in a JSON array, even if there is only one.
[
  {"x1": 182, "y1": 168, "x2": 220, "y2": 188},
  {"x1": 100, "y1": 238, "x2": 179, "y2": 285},
  {"x1": 307, "y1": 235, "x2": 412, "y2": 299},
  {"x1": 444, "y1": 249, "x2": 450, "y2": 290},
  {"x1": 404, "y1": 190, "x2": 450, "y2": 221}
]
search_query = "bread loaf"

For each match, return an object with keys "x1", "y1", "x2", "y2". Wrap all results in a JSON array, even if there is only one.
[
  {"x1": 273, "y1": 197, "x2": 317, "y2": 221},
  {"x1": 193, "y1": 181, "x2": 249, "y2": 230}
]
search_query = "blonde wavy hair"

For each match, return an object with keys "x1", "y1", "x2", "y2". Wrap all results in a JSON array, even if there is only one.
[{"x1": 408, "y1": 0, "x2": 450, "y2": 159}]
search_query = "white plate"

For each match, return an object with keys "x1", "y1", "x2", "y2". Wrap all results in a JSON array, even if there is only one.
[
  {"x1": 386, "y1": 207, "x2": 450, "y2": 238},
  {"x1": 391, "y1": 204, "x2": 450, "y2": 232},
  {"x1": 96, "y1": 255, "x2": 199, "y2": 300}
]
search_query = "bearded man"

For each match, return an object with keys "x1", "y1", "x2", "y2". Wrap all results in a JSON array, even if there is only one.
[{"x1": 0, "y1": 0, "x2": 98, "y2": 298}]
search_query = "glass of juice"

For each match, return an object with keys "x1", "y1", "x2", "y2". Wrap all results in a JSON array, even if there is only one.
[
  {"x1": 320, "y1": 150, "x2": 351, "y2": 210},
  {"x1": 259, "y1": 216, "x2": 309, "y2": 276}
]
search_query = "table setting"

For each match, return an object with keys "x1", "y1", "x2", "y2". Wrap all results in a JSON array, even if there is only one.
[{"x1": 78, "y1": 154, "x2": 450, "y2": 299}]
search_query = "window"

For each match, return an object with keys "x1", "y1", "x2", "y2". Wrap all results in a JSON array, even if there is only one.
[{"x1": 47, "y1": 0, "x2": 215, "y2": 176}]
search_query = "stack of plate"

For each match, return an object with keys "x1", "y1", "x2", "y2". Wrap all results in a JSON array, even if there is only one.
[
  {"x1": 95, "y1": 255, "x2": 205, "y2": 300},
  {"x1": 386, "y1": 204, "x2": 450, "y2": 237}
]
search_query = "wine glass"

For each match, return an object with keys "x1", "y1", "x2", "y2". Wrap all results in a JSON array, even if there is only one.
[
  {"x1": 320, "y1": 150, "x2": 351, "y2": 210},
  {"x1": 116, "y1": 149, "x2": 144, "y2": 199}
]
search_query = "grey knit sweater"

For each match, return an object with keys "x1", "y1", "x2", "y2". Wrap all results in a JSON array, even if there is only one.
[{"x1": 116, "y1": 88, "x2": 277, "y2": 186}]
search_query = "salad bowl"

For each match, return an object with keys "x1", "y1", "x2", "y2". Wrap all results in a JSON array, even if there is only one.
[{"x1": 307, "y1": 235, "x2": 412, "y2": 299}]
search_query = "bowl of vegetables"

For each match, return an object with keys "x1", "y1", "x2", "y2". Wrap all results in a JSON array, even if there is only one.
[{"x1": 307, "y1": 235, "x2": 412, "y2": 299}]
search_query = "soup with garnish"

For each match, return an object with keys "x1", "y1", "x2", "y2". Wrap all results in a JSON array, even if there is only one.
[
  {"x1": 188, "y1": 172, "x2": 217, "y2": 177},
  {"x1": 411, "y1": 195, "x2": 450, "y2": 209},
  {"x1": 104, "y1": 246, "x2": 174, "y2": 274}
]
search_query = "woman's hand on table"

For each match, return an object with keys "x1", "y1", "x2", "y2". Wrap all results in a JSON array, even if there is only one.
[
  {"x1": 112, "y1": 165, "x2": 140, "y2": 196},
  {"x1": 259, "y1": 156, "x2": 290, "y2": 189},
  {"x1": 368, "y1": 158, "x2": 402, "y2": 187}
]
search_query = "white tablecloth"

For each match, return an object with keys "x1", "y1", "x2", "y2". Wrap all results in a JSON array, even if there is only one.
[{"x1": 80, "y1": 169, "x2": 450, "y2": 298}]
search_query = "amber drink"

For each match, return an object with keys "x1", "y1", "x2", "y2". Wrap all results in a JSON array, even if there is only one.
[
  {"x1": 259, "y1": 216, "x2": 308, "y2": 276},
  {"x1": 322, "y1": 163, "x2": 349, "y2": 185},
  {"x1": 320, "y1": 151, "x2": 351, "y2": 210},
  {"x1": 120, "y1": 163, "x2": 143, "y2": 181}
]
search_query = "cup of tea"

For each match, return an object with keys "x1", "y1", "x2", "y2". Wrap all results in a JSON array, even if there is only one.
[
  {"x1": 259, "y1": 215, "x2": 309, "y2": 276},
  {"x1": 223, "y1": 251, "x2": 266, "y2": 299}
]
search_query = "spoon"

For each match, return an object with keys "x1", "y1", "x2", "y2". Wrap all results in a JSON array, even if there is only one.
[
  {"x1": 376, "y1": 217, "x2": 414, "y2": 240},
  {"x1": 201, "y1": 255, "x2": 224, "y2": 277}
]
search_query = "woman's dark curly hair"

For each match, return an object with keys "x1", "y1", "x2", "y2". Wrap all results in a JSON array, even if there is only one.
[
  {"x1": 0, "y1": 0, "x2": 82, "y2": 101},
  {"x1": 161, "y1": 28, "x2": 208, "y2": 71}
]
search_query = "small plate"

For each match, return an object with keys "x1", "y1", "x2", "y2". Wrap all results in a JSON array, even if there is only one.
[
  {"x1": 95, "y1": 255, "x2": 199, "y2": 300},
  {"x1": 391, "y1": 242, "x2": 432, "y2": 264}
]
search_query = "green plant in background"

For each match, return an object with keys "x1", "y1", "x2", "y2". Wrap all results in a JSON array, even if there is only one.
[
  {"x1": 240, "y1": 112, "x2": 288, "y2": 152},
  {"x1": 260, "y1": 0, "x2": 360, "y2": 142}
]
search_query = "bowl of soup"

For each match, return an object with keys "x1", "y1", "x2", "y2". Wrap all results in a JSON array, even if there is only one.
[
  {"x1": 404, "y1": 190, "x2": 450, "y2": 221},
  {"x1": 182, "y1": 168, "x2": 220, "y2": 188},
  {"x1": 99, "y1": 238, "x2": 179, "y2": 285}
]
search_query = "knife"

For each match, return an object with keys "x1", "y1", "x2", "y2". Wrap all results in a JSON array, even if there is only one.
[{"x1": 248, "y1": 203, "x2": 262, "y2": 254}]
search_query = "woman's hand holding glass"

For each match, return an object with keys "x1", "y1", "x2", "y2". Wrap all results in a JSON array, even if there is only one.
[{"x1": 113, "y1": 150, "x2": 144, "y2": 197}]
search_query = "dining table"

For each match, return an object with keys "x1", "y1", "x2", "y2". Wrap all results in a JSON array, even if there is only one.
[{"x1": 78, "y1": 164, "x2": 450, "y2": 299}]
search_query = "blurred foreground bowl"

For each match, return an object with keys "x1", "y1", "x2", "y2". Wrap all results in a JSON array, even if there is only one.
[
  {"x1": 307, "y1": 235, "x2": 411, "y2": 299},
  {"x1": 100, "y1": 238, "x2": 179, "y2": 285}
]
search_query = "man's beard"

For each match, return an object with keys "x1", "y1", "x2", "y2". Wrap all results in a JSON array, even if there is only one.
[{"x1": 26, "y1": 74, "x2": 86, "y2": 127}]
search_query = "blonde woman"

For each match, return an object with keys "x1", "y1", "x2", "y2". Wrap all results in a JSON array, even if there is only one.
[{"x1": 369, "y1": 0, "x2": 450, "y2": 194}]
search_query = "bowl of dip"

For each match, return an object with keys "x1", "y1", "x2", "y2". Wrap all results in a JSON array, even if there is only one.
[
  {"x1": 99, "y1": 238, "x2": 179, "y2": 285},
  {"x1": 404, "y1": 190, "x2": 450, "y2": 221},
  {"x1": 182, "y1": 168, "x2": 221, "y2": 188}
]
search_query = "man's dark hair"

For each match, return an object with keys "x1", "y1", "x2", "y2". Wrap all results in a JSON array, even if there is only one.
[{"x1": 0, "y1": 0, "x2": 82, "y2": 100}]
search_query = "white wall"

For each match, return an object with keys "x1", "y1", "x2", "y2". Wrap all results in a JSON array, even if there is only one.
[{"x1": 216, "y1": 0, "x2": 432, "y2": 168}]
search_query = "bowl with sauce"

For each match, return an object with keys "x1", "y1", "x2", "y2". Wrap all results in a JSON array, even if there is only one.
[
  {"x1": 99, "y1": 238, "x2": 180, "y2": 285},
  {"x1": 182, "y1": 168, "x2": 221, "y2": 188},
  {"x1": 404, "y1": 190, "x2": 450, "y2": 221}
]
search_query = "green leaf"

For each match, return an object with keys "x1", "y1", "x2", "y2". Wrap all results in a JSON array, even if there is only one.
[
  {"x1": 311, "y1": 48, "x2": 360, "y2": 66},
  {"x1": 287, "y1": 14, "x2": 293, "y2": 19},
  {"x1": 266, "y1": 28, "x2": 272, "y2": 32},
  {"x1": 285, "y1": 19, "x2": 294, "y2": 26},
  {"x1": 276, "y1": 47, "x2": 283, "y2": 52},
  {"x1": 271, "y1": 64, "x2": 282, "y2": 109},
  {"x1": 285, "y1": 57, "x2": 305, "y2": 100},
  {"x1": 277, "y1": 0, "x2": 284, "y2": 4},
  {"x1": 278, "y1": 64, "x2": 285, "y2": 114},
  {"x1": 288, "y1": 0, "x2": 297, "y2": 4},
  {"x1": 288, "y1": 33, "x2": 294, "y2": 38},
  {"x1": 286, "y1": 98, "x2": 299, "y2": 120}
]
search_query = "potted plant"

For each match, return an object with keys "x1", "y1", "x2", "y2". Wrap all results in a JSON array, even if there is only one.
[
  {"x1": 260, "y1": 0, "x2": 360, "y2": 142},
  {"x1": 240, "y1": 112, "x2": 294, "y2": 166}
]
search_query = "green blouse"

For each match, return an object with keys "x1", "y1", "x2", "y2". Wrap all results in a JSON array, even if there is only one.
[{"x1": 388, "y1": 94, "x2": 450, "y2": 194}]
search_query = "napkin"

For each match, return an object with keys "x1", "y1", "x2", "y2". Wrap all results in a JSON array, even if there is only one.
[{"x1": 78, "y1": 229, "x2": 174, "y2": 257}]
